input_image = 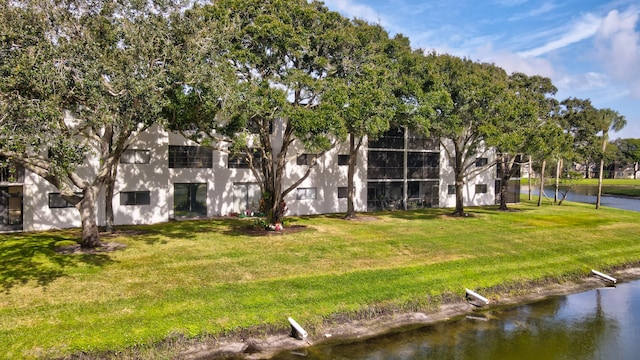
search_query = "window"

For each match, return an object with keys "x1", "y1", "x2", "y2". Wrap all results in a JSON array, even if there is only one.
[
  {"x1": 228, "y1": 150, "x2": 262, "y2": 169},
  {"x1": 407, "y1": 130, "x2": 439, "y2": 151},
  {"x1": 297, "y1": 154, "x2": 316, "y2": 166},
  {"x1": 120, "y1": 191, "x2": 151, "y2": 206},
  {"x1": 367, "y1": 151, "x2": 403, "y2": 179},
  {"x1": 338, "y1": 187, "x2": 348, "y2": 198},
  {"x1": 448, "y1": 185, "x2": 456, "y2": 195},
  {"x1": 338, "y1": 155, "x2": 349, "y2": 166},
  {"x1": 168, "y1": 146, "x2": 212, "y2": 168},
  {"x1": 48, "y1": 193, "x2": 82, "y2": 208},
  {"x1": 407, "y1": 152, "x2": 440, "y2": 179},
  {"x1": 296, "y1": 187, "x2": 317, "y2": 200},
  {"x1": 120, "y1": 149, "x2": 151, "y2": 164},
  {"x1": 368, "y1": 128, "x2": 405, "y2": 149},
  {"x1": 475, "y1": 157, "x2": 488, "y2": 167},
  {"x1": 475, "y1": 184, "x2": 488, "y2": 194}
]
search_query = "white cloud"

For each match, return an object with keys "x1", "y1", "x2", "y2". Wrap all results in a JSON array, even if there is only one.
[
  {"x1": 508, "y1": 1, "x2": 558, "y2": 21},
  {"x1": 517, "y1": 13, "x2": 601, "y2": 57},
  {"x1": 594, "y1": 9, "x2": 640, "y2": 98},
  {"x1": 321, "y1": 0, "x2": 385, "y2": 25},
  {"x1": 556, "y1": 72, "x2": 611, "y2": 93},
  {"x1": 475, "y1": 45, "x2": 556, "y2": 78}
]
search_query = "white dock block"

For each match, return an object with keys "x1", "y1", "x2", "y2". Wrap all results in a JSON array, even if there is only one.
[
  {"x1": 465, "y1": 288, "x2": 490, "y2": 305},
  {"x1": 591, "y1": 269, "x2": 617, "y2": 284},
  {"x1": 287, "y1": 317, "x2": 308, "y2": 340}
]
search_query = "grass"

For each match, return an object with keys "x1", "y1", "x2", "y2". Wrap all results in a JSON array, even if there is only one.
[{"x1": 2, "y1": 198, "x2": 640, "y2": 358}]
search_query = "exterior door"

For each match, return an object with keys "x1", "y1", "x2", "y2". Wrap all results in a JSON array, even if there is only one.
[{"x1": 173, "y1": 183, "x2": 207, "y2": 218}]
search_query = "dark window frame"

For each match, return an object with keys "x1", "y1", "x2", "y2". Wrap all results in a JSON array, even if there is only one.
[
  {"x1": 338, "y1": 187, "x2": 348, "y2": 198},
  {"x1": 338, "y1": 154, "x2": 349, "y2": 166},
  {"x1": 475, "y1": 184, "x2": 488, "y2": 194},
  {"x1": 120, "y1": 191, "x2": 151, "y2": 206},
  {"x1": 228, "y1": 150, "x2": 263, "y2": 169},
  {"x1": 168, "y1": 145, "x2": 213, "y2": 169},
  {"x1": 48, "y1": 192, "x2": 83, "y2": 209},
  {"x1": 447, "y1": 185, "x2": 456, "y2": 195},
  {"x1": 475, "y1": 157, "x2": 488, "y2": 167},
  {"x1": 296, "y1": 154, "x2": 316, "y2": 166}
]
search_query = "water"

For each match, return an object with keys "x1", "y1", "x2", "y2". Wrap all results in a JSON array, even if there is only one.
[
  {"x1": 273, "y1": 280, "x2": 640, "y2": 360},
  {"x1": 522, "y1": 184, "x2": 640, "y2": 212}
]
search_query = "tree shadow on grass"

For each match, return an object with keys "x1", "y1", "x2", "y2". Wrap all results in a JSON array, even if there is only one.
[
  {"x1": 0, "y1": 232, "x2": 114, "y2": 293},
  {"x1": 386, "y1": 208, "x2": 451, "y2": 221}
]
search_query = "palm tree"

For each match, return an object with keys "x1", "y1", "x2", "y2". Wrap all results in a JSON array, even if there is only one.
[{"x1": 596, "y1": 109, "x2": 626, "y2": 209}]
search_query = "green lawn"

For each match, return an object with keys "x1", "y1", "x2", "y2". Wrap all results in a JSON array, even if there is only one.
[{"x1": 2, "y1": 198, "x2": 640, "y2": 358}]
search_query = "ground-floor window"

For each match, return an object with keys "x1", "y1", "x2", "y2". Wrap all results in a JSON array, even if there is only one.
[
  {"x1": 296, "y1": 187, "x2": 317, "y2": 200},
  {"x1": 233, "y1": 183, "x2": 261, "y2": 214},
  {"x1": 120, "y1": 191, "x2": 151, "y2": 206},
  {"x1": 174, "y1": 183, "x2": 207, "y2": 218},
  {"x1": 1, "y1": 186, "x2": 23, "y2": 229},
  {"x1": 407, "y1": 181, "x2": 439, "y2": 208},
  {"x1": 48, "y1": 192, "x2": 82, "y2": 208},
  {"x1": 367, "y1": 182, "x2": 403, "y2": 211},
  {"x1": 367, "y1": 180, "x2": 439, "y2": 211}
]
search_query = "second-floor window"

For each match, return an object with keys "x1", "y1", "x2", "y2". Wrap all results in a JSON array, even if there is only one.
[
  {"x1": 169, "y1": 146, "x2": 212, "y2": 169},
  {"x1": 120, "y1": 149, "x2": 151, "y2": 164},
  {"x1": 297, "y1": 154, "x2": 316, "y2": 166},
  {"x1": 475, "y1": 157, "x2": 488, "y2": 167},
  {"x1": 228, "y1": 150, "x2": 263, "y2": 169}
]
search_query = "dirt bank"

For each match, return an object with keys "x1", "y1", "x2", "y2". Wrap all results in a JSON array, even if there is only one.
[{"x1": 178, "y1": 267, "x2": 640, "y2": 360}]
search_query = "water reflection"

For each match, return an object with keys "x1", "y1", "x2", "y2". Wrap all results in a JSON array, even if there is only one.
[
  {"x1": 274, "y1": 281, "x2": 640, "y2": 360},
  {"x1": 522, "y1": 185, "x2": 640, "y2": 212}
]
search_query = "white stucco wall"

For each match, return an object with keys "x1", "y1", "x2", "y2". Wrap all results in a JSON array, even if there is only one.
[
  {"x1": 20, "y1": 122, "x2": 499, "y2": 231},
  {"x1": 283, "y1": 140, "x2": 367, "y2": 217},
  {"x1": 439, "y1": 140, "x2": 497, "y2": 209}
]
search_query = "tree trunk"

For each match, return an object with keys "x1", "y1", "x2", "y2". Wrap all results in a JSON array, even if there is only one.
[
  {"x1": 528, "y1": 155, "x2": 532, "y2": 201},
  {"x1": 345, "y1": 134, "x2": 358, "y2": 219},
  {"x1": 78, "y1": 185, "x2": 101, "y2": 249},
  {"x1": 537, "y1": 159, "x2": 546, "y2": 207},
  {"x1": 498, "y1": 155, "x2": 509, "y2": 211},
  {"x1": 596, "y1": 132, "x2": 607, "y2": 210},
  {"x1": 105, "y1": 166, "x2": 117, "y2": 233},
  {"x1": 585, "y1": 161, "x2": 590, "y2": 179},
  {"x1": 499, "y1": 175, "x2": 509, "y2": 211},
  {"x1": 554, "y1": 160, "x2": 560, "y2": 203}
]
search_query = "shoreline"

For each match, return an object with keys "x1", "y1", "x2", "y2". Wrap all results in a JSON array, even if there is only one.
[{"x1": 178, "y1": 267, "x2": 640, "y2": 359}]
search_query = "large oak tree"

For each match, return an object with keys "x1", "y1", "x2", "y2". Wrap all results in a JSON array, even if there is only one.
[
  {"x1": 168, "y1": 0, "x2": 348, "y2": 224},
  {"x1": 1, "y1": 0, "x2": 184, "y2": 247}
]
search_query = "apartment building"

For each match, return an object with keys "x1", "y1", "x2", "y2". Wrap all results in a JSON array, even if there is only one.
[{"x1": 0, "y1": 124, "x2": 518, "y2": 232}]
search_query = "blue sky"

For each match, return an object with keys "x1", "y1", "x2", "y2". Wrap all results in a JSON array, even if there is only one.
[{"x1": 322, "y1": 0, "x2": 640, "y2": 139}]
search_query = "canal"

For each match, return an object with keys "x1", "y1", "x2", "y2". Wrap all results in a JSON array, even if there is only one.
[
  {"x1": 273, "y1": 280, "x2": 640, "y2": 359},
  {"x1": 522, "y1": 184, "x2": 640, "y2": 212}
]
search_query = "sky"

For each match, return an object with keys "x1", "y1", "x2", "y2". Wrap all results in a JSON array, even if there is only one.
[{"x1": 322, "y1": 0, "x2": 640, "y2": 139}]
